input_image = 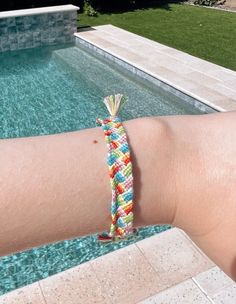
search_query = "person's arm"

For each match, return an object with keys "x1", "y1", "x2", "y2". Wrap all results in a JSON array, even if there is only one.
[
  {"x1": 167, "y1": 111, "x2": 236, "y2": 282},
  {"x1": 0, "y1": 117, "x2": 175, "y2": 255},
  {"x1": 0, "y1": 112, "x2": 236, "y2": 281}
]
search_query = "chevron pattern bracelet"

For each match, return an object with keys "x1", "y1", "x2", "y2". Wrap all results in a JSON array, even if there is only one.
[{"x1": 96, "y1": 94, "x2": 138, "y2": 243}]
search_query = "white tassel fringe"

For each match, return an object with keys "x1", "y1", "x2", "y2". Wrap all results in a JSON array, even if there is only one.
[{"x1": 103, "y1": 94, "x2": 126, "y2": 117}]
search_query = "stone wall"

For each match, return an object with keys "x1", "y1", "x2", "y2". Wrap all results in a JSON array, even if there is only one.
[{"x1": 0, "y1": 5, "x2": 79, "y2": 52}]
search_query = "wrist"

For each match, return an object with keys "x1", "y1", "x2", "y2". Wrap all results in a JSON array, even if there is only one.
[{"x1": 123, "y1": 116, "x2": 177, "y2": 228}]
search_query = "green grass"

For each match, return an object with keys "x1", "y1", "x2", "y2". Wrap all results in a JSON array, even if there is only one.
[{"x1": 78, "y1": 4, "x2": 236, "y2": 71}]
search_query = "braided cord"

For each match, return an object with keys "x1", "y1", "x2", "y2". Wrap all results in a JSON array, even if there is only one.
[{"x1": 97, "y1": 114, "x2": 137, "y2": 243}]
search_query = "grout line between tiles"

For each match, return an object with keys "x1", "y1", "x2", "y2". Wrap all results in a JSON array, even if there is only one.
[
  {"x1": 192, "y1": 269, "x2": 236, "y2": 298},
  {"x1": 191, "y1": 277, "x2": 208, "y2": 296},
  {"x1": 133, "y1": 241, "x2": 174, "y2": 297},
  {"x1": 191, "y1": 277, "x2": 216, "y2": 304},
  {"x1": 89, "y1": 260, "x2": 115, "y2": 304},
  {"x1": 134, "y1": 233, "x2": 187, "y2": 292},
  {"x1": 134, "y1": 242, "x2": 160, "y2": 277},
  {"x1": 136, "y1": 229, "x2": 214, "y2": 283},
  {"x1": 38, "y1": 281, "x2": 48, "y2": 304}
]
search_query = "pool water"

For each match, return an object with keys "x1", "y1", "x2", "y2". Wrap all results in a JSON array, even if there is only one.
[
  {"x1": 0, "y1": 43, "x2": 205, "y2": 295},
  {"x1": 0, "y1": 43, "x2": 203, "y2": 140}
]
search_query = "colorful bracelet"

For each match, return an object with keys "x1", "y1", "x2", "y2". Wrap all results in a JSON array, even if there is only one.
[{"x1": 96, "y1": 94, "x2": 138, "y2": 243}]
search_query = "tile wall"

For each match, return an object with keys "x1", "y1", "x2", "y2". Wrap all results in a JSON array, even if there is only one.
[{"x1": 0, "y1": 10, "x2": 77, "y2": 52}]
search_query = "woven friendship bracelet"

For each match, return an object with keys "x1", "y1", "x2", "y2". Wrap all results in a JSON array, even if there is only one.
[{"x1": 96, "y1": 94, "x2": 138, "y2": 243}]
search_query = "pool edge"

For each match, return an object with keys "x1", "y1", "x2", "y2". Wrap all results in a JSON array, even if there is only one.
[{"x1": 74, "y1": 25, "x2": 236, "y2": 113}]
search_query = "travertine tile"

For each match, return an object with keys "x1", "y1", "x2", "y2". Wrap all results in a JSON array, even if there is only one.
[
  {"x1": 40, "y1": 262, "x2": 109, "y2": 304},
  {"x1": 75, "y1": 24, "x2": 236, "y2": 111},
  {"x1": 138, "y1": 279, "x2": 211, "y2": 304},
  {"x1": 0, "y1": 282, "x2": 45, "y2": 304},
  {"x1": 178, "y1": 230, "x2": 217, "y2": 265},
  {"x1": 126, "y1": 45, "x2": 166, "y2": 59},
  {"x1": 204, "y1": 68, "x2": 236, "y2": 82},
  {"x1": 184, "y1": 57, "x2": 223, "y2": 74},
  {"x1": 210, "y1": 98, "x2": 236, "y2": 111},
  {"x1": 80, "y1": 36, "x2": 118, "y2": 49},
  {"x1": 185, "y1": 72, "x2": 219, "y2": 86},
  {"x1": 94, "y1": 25, "x2": 167, "y2": 49},
  {"x1": 193, "y1": 266, "x2": 235, "y2": 297},
  {"x1": 212, "y1": 285, "x2": 236, "y2": 304},
  {"x1": 136, "y1": 228, "x2": 214, "y2": 287},
  {"x1": 145, "y1": 54, "x2": 183, "y2": 69},
  {"x1": 131, "y1": 36, "x2": 167, "y2": 50},
  {"x1": 107, "y1": 45, "x2": 147, "y2": 62},
  {"x1": 207, "y1": 83, "x2": 236, "y2": 99},
  {"x1": 160, "y1": 47, "x2": 204, "y2": 64},
  {"x1": 141, "y1": 56, "x2": 195, "y2": 75},
  {"x1": 147, "y1": 68, "x2": 199, "y2": 90},
  {"x1": 161, "y1": 48, "x2": 221, "y2": 75},
  {"x1": 90, "y1": 244, "x2": 165, "y2": 304},
  {"x1": 135, "y1": 63, "x2": 197, "y2": 90},
  {"x1": 190, "y1": 86, "x2": 227, "y2": 102},
  {"x1": 223, "y1": 79, "x2": 236, "y2": 91},
  {"x1": 83, "y1": 30, "x2": 132, "y2": 49},
  {"x1": 162, "y1": 62, "x2": 196, "y2": 75},
  {"x1": 120, "y1": 39, "x2": 165, "y2": 51}
]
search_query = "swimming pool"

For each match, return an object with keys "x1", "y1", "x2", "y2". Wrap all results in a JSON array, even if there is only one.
[
  {"x1": 0, "y1": 42, "x2": 213, "y2": 295},
  {"x1": 0, "y1": 43, "x2": 212, "y2": 140}
]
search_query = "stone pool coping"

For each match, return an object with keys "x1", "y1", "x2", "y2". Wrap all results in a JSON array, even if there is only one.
[
  {"x1": 0, "y1": 228, "x2": 235, "y2": 303},
  {"x1": 0, "y1": 5, "x2": 79, "y2": 19},
  {"x1": 75, "y1": 25, "x2": 236, "y2": 112}
]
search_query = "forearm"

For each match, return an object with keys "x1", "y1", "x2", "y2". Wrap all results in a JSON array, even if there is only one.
[
  {"x1": 0, "y1": 117, "x2": 175, "y2": 256},
  {"x1": 1, "y1": 112, "x2": 236, "y2": 281}
]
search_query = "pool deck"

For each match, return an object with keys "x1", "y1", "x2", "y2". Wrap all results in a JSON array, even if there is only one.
[
  {"x1": 75, "y1": 25, "x2": 236, "y2": 112},
  {"x1": 1, "y1": 25, "x2": 236, "y2": 303},
  {"x1": 1, "y1": 228, "x2": 236, "y2": 303}
]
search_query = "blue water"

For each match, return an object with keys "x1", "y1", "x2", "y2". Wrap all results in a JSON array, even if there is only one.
[
  {"x1": 0, "y1": 43, "x2": 204, "y2": 295},
  {"x1": 0, "y1": 44, "x2": 203, "y2": 139}
]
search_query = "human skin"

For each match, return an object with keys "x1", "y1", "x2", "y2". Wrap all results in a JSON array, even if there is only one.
[{"x1": 0, "y1": 111, "x2": 235, "y2": 281}]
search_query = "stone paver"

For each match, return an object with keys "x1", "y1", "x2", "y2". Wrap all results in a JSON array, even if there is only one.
[
  {"x1": 212, "y1": 285, "x2": 236, "y2": 304},
  {"x1": 0, "y1": 282, "x2": 46, "y2": 304},
  {"x1": 39, "y1": 262, "x2": 109, "y2": 304},
  {"x1": 193, "y1": 266, "x2": 235, "y2": 297},
  {"x1": 138, "y1": 279, "x2": 211, "y2": 304},
  {"x1": 90, "y1": 244, "x2": 165, "y2": 304},
  {"x1": 75, "y1": 25, "x2": 236, "y2": 112},
  {"x1": 136, "y1": 228, "x2": 214, "y2": 288}
]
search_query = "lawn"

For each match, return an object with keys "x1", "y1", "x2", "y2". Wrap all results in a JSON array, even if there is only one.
[{"x1": 78, "y1": 3, "x2": 236, "y2": 71}]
